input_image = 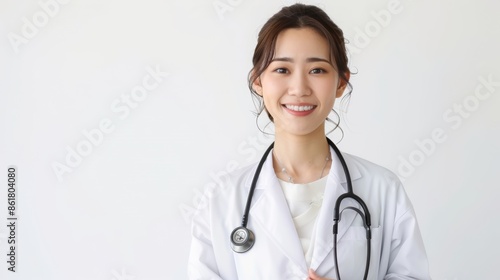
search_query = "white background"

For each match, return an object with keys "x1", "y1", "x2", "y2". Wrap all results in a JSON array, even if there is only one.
[{"x1": 1, "y1": 0, "x2": 499, "y2": 279}]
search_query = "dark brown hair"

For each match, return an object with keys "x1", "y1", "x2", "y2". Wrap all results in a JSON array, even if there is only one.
[{"x1": 248, "y1": 3, "x2": 352, "y2": 124}]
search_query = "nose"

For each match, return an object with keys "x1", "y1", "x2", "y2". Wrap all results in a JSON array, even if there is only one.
[{"x1": 288, "y1": 71, "x2": 311, "y2": 97}]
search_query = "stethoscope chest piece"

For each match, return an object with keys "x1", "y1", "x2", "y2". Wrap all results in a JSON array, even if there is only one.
[
  {"x1": 230, "y1": 226, "x2": 255, "y2": 253},
  {"x1": 229, "y1": 139, "x2": 371, "y2": 279}
]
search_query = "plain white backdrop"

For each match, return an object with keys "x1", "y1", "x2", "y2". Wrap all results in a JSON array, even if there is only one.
[{"x1": 0, "y1": 0, "x2": 499, "y2": 279}]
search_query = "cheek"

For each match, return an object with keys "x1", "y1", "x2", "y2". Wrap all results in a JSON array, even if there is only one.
[
  {"x1": 323, "y1": 97, "x2": 335, "y2": 112},
  {"x1": 261, "y1": 76, "x2": 285, "y2": 92},
  {"x1": 260, "y1": 79, "x2": 286, "y2": 104},
  {"x1": 313, "y1": 81, "x2": 337, "y2": 101}
]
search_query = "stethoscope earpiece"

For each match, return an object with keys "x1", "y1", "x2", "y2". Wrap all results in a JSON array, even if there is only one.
[{"x1": 230, "y1": 226, "x2": 255, "y2": 253}]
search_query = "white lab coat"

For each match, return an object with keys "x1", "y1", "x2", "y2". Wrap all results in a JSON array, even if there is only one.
[{"x1": 188, "y1": 148, "x2": 431, "y2": 279}]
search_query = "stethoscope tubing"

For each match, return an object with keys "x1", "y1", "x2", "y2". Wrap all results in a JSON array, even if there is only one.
[
  {"x1": 241, "y1": 142, "x2": 274, "y2": 228},
  {"x1": 233, "y1": 138, "x2": 371, "y2": 280}
]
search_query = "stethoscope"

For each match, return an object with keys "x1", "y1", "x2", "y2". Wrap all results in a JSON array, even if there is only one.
[{"x1": 230, "y1": 138, "x2": 372, "y2": 280}]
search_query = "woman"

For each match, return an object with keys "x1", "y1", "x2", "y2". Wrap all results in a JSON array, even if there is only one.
[{"x1": 189, "y1": 4, "x2": 430, "y2": 279}]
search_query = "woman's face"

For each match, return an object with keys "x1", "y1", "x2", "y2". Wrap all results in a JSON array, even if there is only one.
[{"x1": 253, "y1": 27, "x2": 348, "y2": 137}]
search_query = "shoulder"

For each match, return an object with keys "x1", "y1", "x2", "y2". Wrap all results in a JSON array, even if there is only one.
[
  {"x1": 191, "y1": 161, "x2": 262, "y2": 231},
  {"x1": 343, "y1": 152, "x2": 401, "y2": 184},
  {"x1": 341, "y1": 152, "x2": 407, "y2": 207},
  {"x1": 194, "y1": 162, "x2": 259, "y2": 211},
  {"x1": 341, "y1": 153, "x2": 417, "y2": 229},
  {"x1": 227, "y1": 162, "x2": 259, "y2": 183}
]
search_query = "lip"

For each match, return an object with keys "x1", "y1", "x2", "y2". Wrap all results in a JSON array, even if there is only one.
[{"x1": 282, "y1": 103, "x2": 317, "y2": 116}]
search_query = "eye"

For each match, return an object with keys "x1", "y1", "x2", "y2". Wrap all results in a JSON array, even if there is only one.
[
  {"x1": 310, "y1": 68, "x2": 327, "y2": 74},
  {"x1": 274, "y1": 68, "x2": 289, "y2": 74}
]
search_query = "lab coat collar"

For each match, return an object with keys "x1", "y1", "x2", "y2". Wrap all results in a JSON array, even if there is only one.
[
  {"x1": 246, "y1": 149, "x2": 306, "y2": 271},
  {"x1": 310, "y1": 146, "x2": 363, "y2": 270},
  {"x1": 244, "y1": 146, "x2": 364, "y2": 273},
  {"x1": 326, "y1": 146, "x2": 362, "y2": 187}
]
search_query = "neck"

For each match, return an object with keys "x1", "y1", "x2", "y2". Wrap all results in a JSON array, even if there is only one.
[{"x1": 272, "y1": 128, "x2": 331, "y2": 184}]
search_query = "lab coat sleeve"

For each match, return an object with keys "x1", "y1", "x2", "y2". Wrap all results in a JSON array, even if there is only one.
[
  {"x1": 188, "y1": 203, "x2": 223, "y2": 280},
  {"x1": 384, "y1": 184, "x2": 431, "y2": 280}
]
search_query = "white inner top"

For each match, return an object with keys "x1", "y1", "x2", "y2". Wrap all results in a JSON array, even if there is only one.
[{"x1": 278, "y1": 175, "x2": 328, "y2": 268}]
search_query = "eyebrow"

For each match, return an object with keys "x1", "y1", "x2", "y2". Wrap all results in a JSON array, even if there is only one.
[{"x1": 271, "y1": 57, "x2": 332, "y2": 64}]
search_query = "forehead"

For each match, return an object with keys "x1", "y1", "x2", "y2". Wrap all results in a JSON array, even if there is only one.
[{"x1": 274, "y1": 27, "x2": 330, "y2": 59}]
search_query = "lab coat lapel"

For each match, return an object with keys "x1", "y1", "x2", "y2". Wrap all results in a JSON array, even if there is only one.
[
  {"x1": 310, "y1": 150, "x2": 362, "y2": 270},
  {"x1": 249, "y1": 152, "x2": 308, "y2": 273}
]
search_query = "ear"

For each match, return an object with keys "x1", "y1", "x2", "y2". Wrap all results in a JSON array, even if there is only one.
[
  {"x1": 335, "y1": 72, "x2": 350, "y2": 98},
  {"x1": 251, "y1": 74, "x2": 263, "y2": 96}
]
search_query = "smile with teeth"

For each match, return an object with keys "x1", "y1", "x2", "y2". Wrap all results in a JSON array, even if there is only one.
[{"x1": 284, "y1": 104, "x2": 316, "y2": 112}]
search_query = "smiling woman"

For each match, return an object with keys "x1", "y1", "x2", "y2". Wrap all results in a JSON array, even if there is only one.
[
  {"x1": 188, "y1": 3, "x2": 431, "y2": 280},
  {"x1": 252, "y1": 27, "x2": 344, "y2": 142}
]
